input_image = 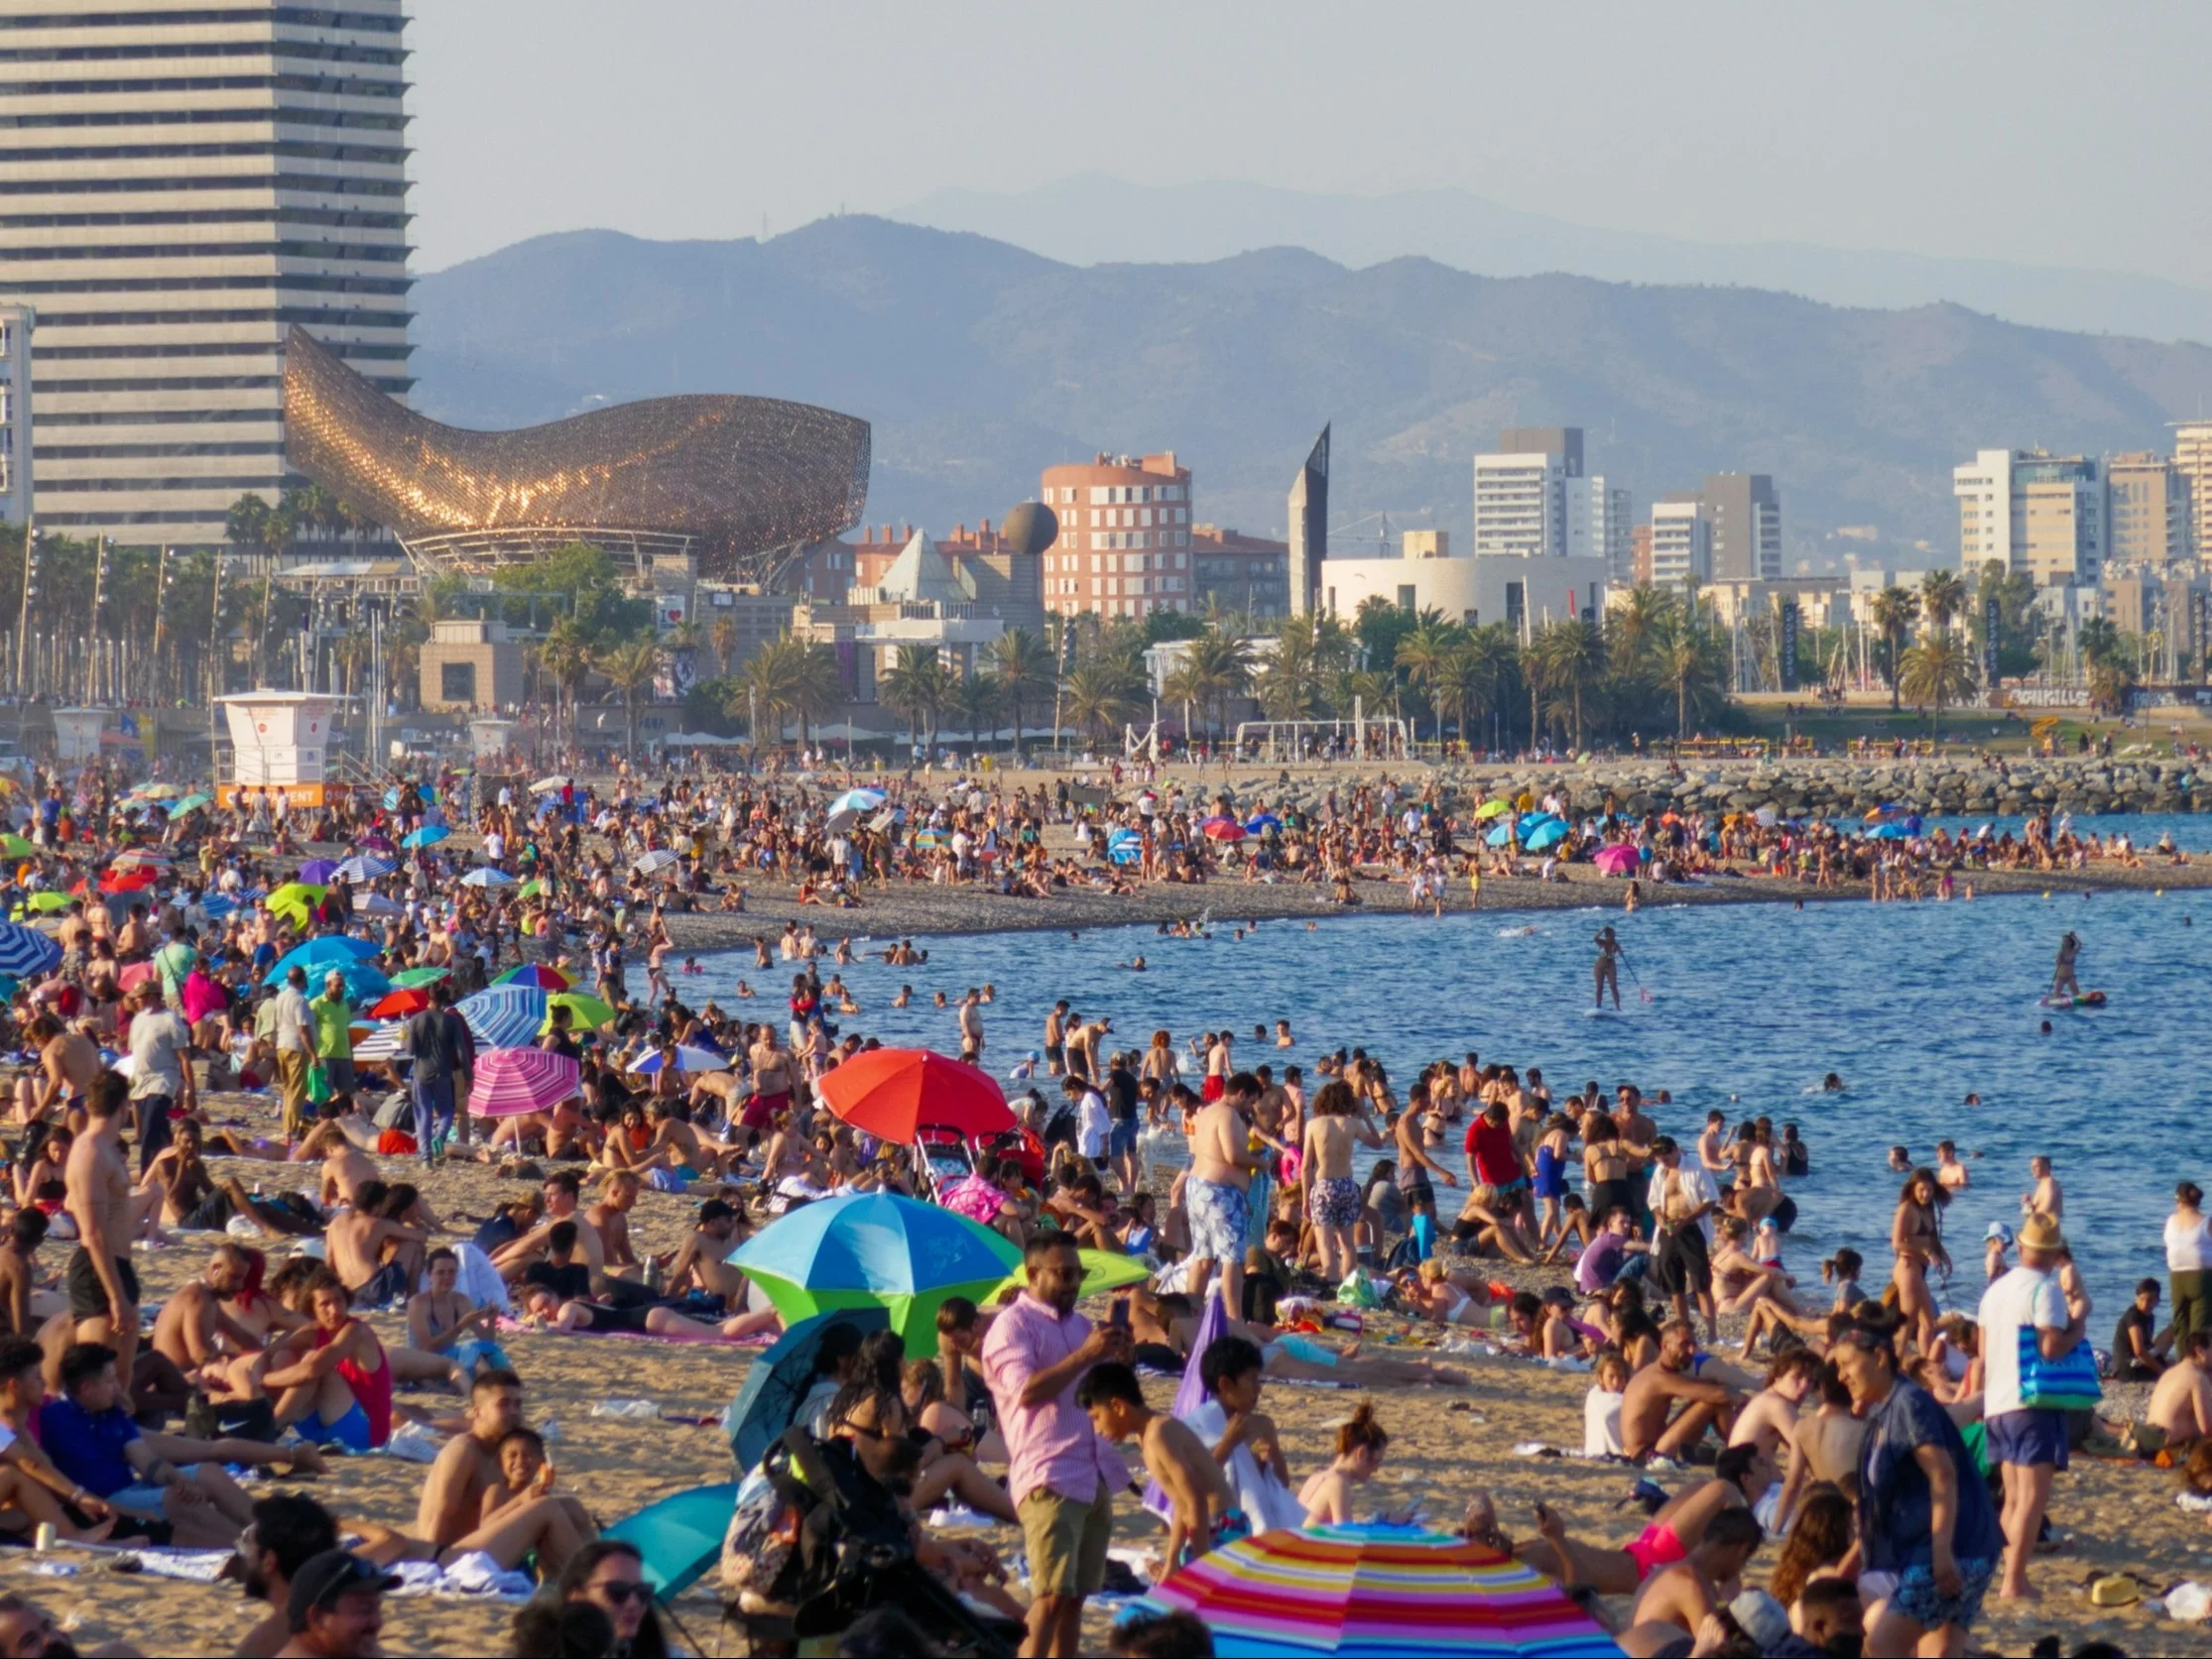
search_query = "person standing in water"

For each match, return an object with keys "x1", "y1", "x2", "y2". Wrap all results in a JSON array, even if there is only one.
[
  {"x1": 2050, "y1": 932, "x2": 2081, "y2": 1001},
  {"x1": 1593, "y1": 925, "x2": 1624, "y2": 1010}
]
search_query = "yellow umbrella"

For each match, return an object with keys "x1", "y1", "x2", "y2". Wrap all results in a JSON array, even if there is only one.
[
  {"x1": 1001, "y1": 1247, "x2": 1151, "y2": 1300},
  {"x1": 265, "y1": 882, "x2": 326, "y2": 930}
]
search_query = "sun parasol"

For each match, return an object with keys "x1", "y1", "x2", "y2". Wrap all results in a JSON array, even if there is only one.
[
  {"x1": 166, "y1": 793, "x2": 213, "y2": 819},
  {"x1": 0, "y1": 922, "x2": 61, "y2": 980},
  {"x1": 727, "y1": 1192, "x2": 1022, "y2": 1351},
  {"x1": 109, "y1": 849, "x2": 170, "y2": 869},
  {"x1": 400, "y1": 825, "x2": 448, "y2": 849},
  {"x1": 999, "y1": 1247, "x2": 1150, "y2": 1301},
  {"x1": 1131, "y1": 1523, "x2": 1624, "y2": 1656},
  {"x1": 815, "y1": 1046, "x2": 1014, "y2": 1142},
  {"x1": 1201, "y1": 815, "x2": 1247, "y2": 842},
  {"x1": 455, "y1": 985, "x2": 550, "y2": 1048},
  {"x1": 827, "y1": 787, "x2": 886, "y2": 817},
  {"x1": 1592, "y1": 844, "x2": 1640, "y2": 876},
  {"x1": 528, "y1": 775, "x2": 570, "y2": 794},
  {"x1": 391, "y1": 966, "x2": 450, "y2": 989},
  {"x1": 98, "y1": 868, "x2": 159, "y2": 895},
  {"x1": 629, "y1": 1045, "x2": 731, "y2": 1075},
  {"x1": 20, "y1": 891, "x2": 68, "y2": 915},
  {"x1": 263, "y1": 882, "x2": 325, "y2": 929},
  {"x1": 1473, "y1": 799, "x2": 1513, "y2": 821},
  {"x1": 0, "y1": 834, "x2": 34, "y2": 859},
  {"x1": 495, "y1": 963, "x2": 570, "y2": 990},
  {"x1": 355, "y1": 831, "x2": 398, "y2": 853},
  {"x1": 333, "y1": 855, "x2": 395, "y2": 884},
  {"x1": 723, "y1": 1307, "x2": 892, "y2": 1474},
  {"x1": 632, "y1": 848, "x2": 681, "y2": 877},
  {"x1": 459, "y1": 867, "x2": 516, "y2": 888},
  {"x1": 297, "y1": 859, "x2": 341, "y2": 885},
  {"x1": 544, "y1": 990, "x2": 616, "y2": 1031},
  {"x1": 1522, "y1": 818, "x2": 1568, "y2": 853},
  {"x1": 369, "y1": 987, "x2": 430, "y2": 1019},
  {"x1": 468, "y1": 1047, "x2": 581, "y2": 1118}
]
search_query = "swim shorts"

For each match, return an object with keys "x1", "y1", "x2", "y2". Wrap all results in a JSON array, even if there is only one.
[
  {"x1": 1986, "y1": 1407, "x2": 2068, "y2": 1471},
  {"x1": 350, "y1": 1259, "x2": 412, "y2": 1311},
  {"x1": 1186, "y1": 1177, "x2": 1249, "y2": 1263},
  {"x1": 1623, "y1": 1520, "x2": 1686, "y2": 1582},
  {"x1": 1263, "y1": 1334, "x2": 1339, "y2": 1368},
  {"x1": 1309, "y1": 1176, "x2": 1361, "y2": 1229},
  {"x1": 1202, "y1": 1075, "x2": 1226, "y2": 1103},
  {"x1": 296, "y1": 1402, "x2": 377, "y2": 1454},
  {"x1": 65, "y1": 1249, "x2": 140, "y2": 1322},
  {"x1": 1890, "y1": 1554, "x2": 1994, "y2": 1633}
]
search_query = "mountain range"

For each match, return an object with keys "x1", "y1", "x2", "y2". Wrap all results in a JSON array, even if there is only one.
[{"x1": 409, "y1": 214, "x2": 2212, "y2": 567}]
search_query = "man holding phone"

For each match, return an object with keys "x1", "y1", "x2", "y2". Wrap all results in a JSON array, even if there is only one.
[{"x1": 983, "y1": 1233, "x2": 1131, "y2": 1658}]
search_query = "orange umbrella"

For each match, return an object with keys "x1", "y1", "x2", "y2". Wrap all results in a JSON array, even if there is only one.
[{"x1": 816, "y1": 1047, "x2": 1015, "y2": 1142}]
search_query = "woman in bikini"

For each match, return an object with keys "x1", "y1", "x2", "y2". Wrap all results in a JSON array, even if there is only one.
[
  {"x1": 1581, "y1": 1113, "x2": 1649, "y2": 1231},
  {"x1": 1891, "y1": 1167, "x2": 1951, "y2": 1350},
  {"x1": 1300, "y1": 1081, "x2": 1381, "y2": 1281}
]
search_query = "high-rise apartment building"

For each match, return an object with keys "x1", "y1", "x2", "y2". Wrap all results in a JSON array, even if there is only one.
[
  {"x1": 0, "y1": 1, "x2": 415, "y2": 549},
  {"x1": 0, "y1": 302, "x2": 29, "y2": 523},
  {"x1": 2107, "y1": 451, "x2": 2190, "y2": 567},
  {"x1": 1473, "y1": 426, "x2": 1582, "y2": 557},
  {"x1": 1953, "y1": 449, "x2": 2103, "y2": 587},
  {"x1": 1699, "y1": 473, "x2": 1782, "y2": 581},
  {"x1": 1039, "y1": 451, "x2": 1193, "y2": 620},
  {"x1": 1649, "y1": 497, "x2": 1711, "y2": 587},
  {"x1": 2173, "y1": 421, "x2": 2212, "y2": 567},
  {"x1": 1588, "y1": 479, "x2": 1633, "y2": 583}
]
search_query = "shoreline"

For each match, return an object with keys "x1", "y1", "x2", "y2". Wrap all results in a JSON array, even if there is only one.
[{"x1": 659, "y1": 859, "x2": 2212, "y2": 950}]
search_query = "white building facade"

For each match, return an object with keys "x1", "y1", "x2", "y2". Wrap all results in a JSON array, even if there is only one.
[
  {"x1": 1649, "y1": 500, "x2": 1711, "y2": 587},
  {"x1": 0, "y1": 0, "x2": 416, "y2": 549},
  {"x1": 1953, "y1": 448, "x2": 2105, "y2": 587},
  {"x1": 0, "y1": 302, "x2": 29, "y2": 525}
]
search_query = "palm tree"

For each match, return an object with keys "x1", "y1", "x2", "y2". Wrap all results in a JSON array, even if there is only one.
[
  {"x1": 1184, "y1": 629, "x2": 1253, "y2": 738},
  {"x1": 1606, "y1": 583, "x2": 1673, "y2": 678},
  {"x1": 1897, "y1": 633, "x2": 1977, "y2": 734},
  {"x1": 878, "y1": 648, "x2": 954, "y2": 753},
  {"x1": 1652, "y1": 598, "x2": 1725, "y2": 739},
  {"x1": 594, "y1": 635, "x2": 663, "y2": 759},
  {"x1": 1531, "y1": 618, "x2": 1608, "y2": 753},
  {"x1": 224, "y1": 494, "x2": 273, "y2": 556},
  {"x1": 1394, "y1": 617, "x2": 1462, "y2": 740},
  {"x1": 1160, "y1": 657, "x2": 1211, "y2": 746},
  {"x1": 991, "y1": 627, "x2": 1055, "y2": 758},
  {"x1": 1868, "y1": 587, "x2": 1921, "y2": 711},
  {"x1": 536, "y1": 619, "x2": 594, "y2": 744},
  {"x1": 953, "y1": 665, "x2": 1001, "y2": 748},
  {"x1": 789, "y1": 640, "x2": 841, "y2": 752},
  {"x1": 736, "y1": 636, "x2": 799, "y2": 746},
  {"x1": 1060, "y1": 656, "x2": 1141, "y2": 746},
  {"x1": 1918, "y1": 570, "x2": 1968, "y2": 636}
]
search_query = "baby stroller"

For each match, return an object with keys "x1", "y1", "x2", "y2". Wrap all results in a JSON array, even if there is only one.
[{"x1": 722, "y1": 1425, "x2": 1020, "y2": 1657}]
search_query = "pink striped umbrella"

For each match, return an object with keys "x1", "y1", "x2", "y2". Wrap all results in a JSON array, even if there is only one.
[{"x1": 467, "y1": 1047, "x2": 580, "y2": 1118}]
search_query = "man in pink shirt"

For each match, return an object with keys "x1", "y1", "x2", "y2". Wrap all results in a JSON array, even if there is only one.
[{"x1": 982, "y1": 1232, "x2": 1132, "y2": 1658}]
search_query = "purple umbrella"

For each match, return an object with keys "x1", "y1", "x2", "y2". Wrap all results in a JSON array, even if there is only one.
[
  {"x1": 298, "y1": 858, "x2": 341, "y2": 885},
  {"x1": 1144, "y1": 1288, "x2": 1230, "y2": 1520}
]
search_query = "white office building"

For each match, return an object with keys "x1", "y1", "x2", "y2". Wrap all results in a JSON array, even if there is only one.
[
  {"x1": 0, "y1": 1, "x2": 415, "y2": 549},
  {"x1": 1473, "y1": 450, "x2": 1568, "y2": 557},
  {"x1": 0, "y1": 302, "x2": 29, "y2": 524},
  {"x1": 1649, "y1": 499, "x2": 1711, "y2": 588},
  {"x1": 1953, "y1": 448, "x2": 2104, "y2": 588}
]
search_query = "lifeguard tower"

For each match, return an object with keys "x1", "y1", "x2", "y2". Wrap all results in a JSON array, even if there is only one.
[{"x1": 215, "y1": 691, "x2": 348, "y2": 808}]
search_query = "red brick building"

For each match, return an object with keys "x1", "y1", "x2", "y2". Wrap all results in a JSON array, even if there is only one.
[{"x1": 1039, "y1": 451, "x2": 1194, "y2": 620}]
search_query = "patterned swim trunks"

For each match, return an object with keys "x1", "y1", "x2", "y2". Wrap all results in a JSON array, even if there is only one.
[
  {"x1": 1308, "y1": 1175, "x2": 1362, "y2": 1229},
  {"x1": 1186, "y1": 1177, "x2": 1250, "y2": 1262}
]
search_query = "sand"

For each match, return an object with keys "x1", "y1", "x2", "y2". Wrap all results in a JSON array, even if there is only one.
[{"x1": 10, "y1": 1092, "x2": 2208, "y2": 1657}]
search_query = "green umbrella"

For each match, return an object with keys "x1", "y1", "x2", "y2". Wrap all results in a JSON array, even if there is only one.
[
  {"x1": 1473, "y1": 799, "x2": 1513, "y2": 821},
  {"x1": 21, "y1": 891, "x2": 68, "y2": 914},
  {"x1": 517, "y1": 878, "x2": 545, "y2": 898},
  {"x1": 0, "y1": 835, "x2": 35, "y2": 859},
  {"x1": 1000, "y1": 1247, "x2": 1151, "y2": 1300},
  {"x1": 544, "y1": 990, "x2": 616, "y2": 1030},
  {"x1": 166, "y1": 792, "x2": 213, "y2": 818},
  {"x1": 392, "y1": 966, "x2": 450, "y2": 989}
]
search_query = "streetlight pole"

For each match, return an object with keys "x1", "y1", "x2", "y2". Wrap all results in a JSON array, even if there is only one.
[
  {"x1": 150, "y1": 544, "x2": 171, "y2": 706},
  {"x1": 13, "y1": 517, "x2": 34, "y2": 696}
]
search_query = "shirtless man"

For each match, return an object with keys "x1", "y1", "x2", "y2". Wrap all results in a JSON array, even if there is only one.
[
  {"x1": 312, "y1": 1124, "x2": 378, "y2": 1210},
  {"x1": 661, "y1": 1198, "x2": 755, "y2": 1307},
  {"x1": 325, "y1": 1180, "x2": 429, "y2": 1309},
  {"x1": 25, "y1": 1014, "x2": 99, "y2": 1118},
  {"x1": 63, "y1": 1073, "x2": 139, "y2": 1387},
  {"x1": 580, "y1": 1172, "x2": 645, "y2": 1300},
  {"x1": 1620, "y1": 1322, "x2": 1744, "y2": 1462},
  {"x1": 1934, "y1": 1140, "x2": 1971, "y2": 1191},
  {"x1": 152, "y1": 1244, "x2": 270, "y2": 1408},
  {"x1": 2148, "y1": 1328, "x2": 2212, "y2": 1450},
  {"x1": 1185, "y1": 1086, "x2": 1263, "y2": 1317},
  {"x1": 745, "y1": 1025, "x2": 796, "y2": 1135},
  {"x1": 0, "y1": 1212, "x2": 57, "y2": 1337},
  {"x1": 1726, "y1": 1348, "x2": 1820, "y2": 1528},
  {"x1": 956, "y1": 989, "x2": 984, "y2": 1058},
  {"x1": 1042, "y1": 1001, "x2": 1068, "y2": 1077},
  {"x1": 2022, "y1": 1153, "x2": 2062, "y2": 1222},
  {"x1": 414, "y1": 1368, "x2": 590, "y2": 1573},
  {"x1": 492, "y1": 1173, "x2": 605, "y2": 1284},
  {"x1": 1622, "y1": 1508, "x2": 1765, "y2": 1648}
]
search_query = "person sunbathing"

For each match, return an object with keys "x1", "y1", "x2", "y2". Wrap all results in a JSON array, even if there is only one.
[{"x1": 518, "y1": 1282, "x2": 763, "y2": 1341}]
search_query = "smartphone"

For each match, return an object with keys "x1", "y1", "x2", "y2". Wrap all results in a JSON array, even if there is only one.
[{"x1": 1109, "y1": 1299, "x2": 1131, "y2": 1332}]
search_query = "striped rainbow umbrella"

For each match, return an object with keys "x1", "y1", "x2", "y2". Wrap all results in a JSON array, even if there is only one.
[
  {"x1": 468, "y1": 1047, "x2": 580, "y2": 1118},
  {"x1": 1129, "y1": 1524, "x2": 1620, "y2": 1657}
]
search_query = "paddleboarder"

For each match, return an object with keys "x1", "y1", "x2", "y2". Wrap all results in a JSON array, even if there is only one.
[
  {"x1": 2051, "y1": 931, "x2": 2082, "y2": 1003},
  {"x1": 1594, "y1": 925, "x2": 1624, "y2": 1011}
]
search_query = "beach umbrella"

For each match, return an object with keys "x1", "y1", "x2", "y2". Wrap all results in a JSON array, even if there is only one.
[
  {"x1": 354, "y1": 892, "x2": 404, "y2": 918},
  {"x1": 545, "y1": 990, "x2": 616, "y2": 1031},
  {"x1": 109, "y1": 848, "x2": 170, "y2": 869},
  {"x1": 1483, "y1": 820, "x2": 1518, "y2": 848},
  {"x1": 496, "y1": 963, "x2": 570, "y2": 990},
  {"x1": 827, "y1": 787, "x2": 886, "y2": 817},
  {"x1": 1108, "y1": 838, "x2": 1143, "y2": 865},
  {"x1": 632, "y1": 848, "x2": 681, "y2": 877},
  {"x1": 728, "y1": 1192, "x2": 1021, "y2": 1351},
  {"x1": 816, "y1": 1046, "x2": 1014, "y2": 1142},
  {"x1": 21, "y1": 891, "x2": 68, "y2": 915},
  {"x1": 265, "y1": 935, "x2": 379, "y2": 984},
  {"x1": 313, "y1": 958, "x2": 390, "y2": 1003},
  {"x1": 1131, "y1": 1524, "x2": 1623, "y2": 1657},
  {"x1": 0, "y1": 922, "x2": 61, "y2": 979},
  {"x1": 0, "y1": 834, "x2": 34, "y2": 859},
  {"x1": 298, "y1": 858, "x2": 341, "y2": 885},
  {"x1": 468, "y1": 1047, "x2": 581, "y2": 1118},
  {"x1": 1753, "y1": 806, "x2": 1779, "y2": 828},
  {"x1": 352, "y1": 1022, "x2": 405, "y2": 1061},
  {"x1": 333, "y1": 855, "x2": 395, "y2": 883},
  {"x1": 355, "y1": 831, "x2": 398, "y2": 853},
  {"x1": 392, "y1": 966, "x2": 450, "y2": 989},
  {"x1": 603, "y1": 1483, "x2": 743, "y2": 1600},
  {"x1": 1592, "y1": 844, "x2": 1641, "y2": 876},
  {"x1": 517, "y1": 879, "x2": 545, "y2": 899},
  {"x1": 166, "y1": 793, "x2": 213, "y2": 819},
  {"x1": 455, "y1": 985, "x2": 550, "y2": 1049},
  {"x1": 459, "y1": 867, "x2": 515, "y2": 888},
  {"x1": 264, "y1": 882, "x2": 326, "y2": 929},
  {"x1": 369, "y1": 987, "x2": 430, "y2": 1019},
  {"x1": 1473, "y1": 799, "x2": 1513, "y2": 821},
  {"x1": 98, "y1": 868, "x2": 159, "y2": 895},
  {"x1": 1201, "y1": 816, "x2": 1246, "y2": 842},
  {"x1": 400, "y1": 825, "x2": 448, "y2": 849},
  {"x1": 630, "y1": 1045, "x2": 731, "y2": 1075},
  {"x1": 1866, "y1": 822, "x2": 1913, "y2": 841},
  {"x1": 1000, "y1": 1247, "x2": 1151, "y2": 1301},
  {"x1": 1522, "y1": 819, "x2": 1568, "y2": 853},
  {"x1": 1244, "y1": 813, "x2": 1282, "y2": 835},
  {"x1": 528, "y1": 775, "x2": 570, "y2": 794},
  {"x1": 136, "y1": 782, "x2": 184, "y2": 800},
  {"x1": 722, "y1": 1307, "x2": 891, "y2": 1475},
  {"x1": 912, "y1": 827, "x2": 949, "y2": 849}
]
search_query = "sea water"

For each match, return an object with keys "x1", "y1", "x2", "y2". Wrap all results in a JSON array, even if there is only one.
[{"x1": 698, "y1": 829, "x2": 2212, "y2": 1320}]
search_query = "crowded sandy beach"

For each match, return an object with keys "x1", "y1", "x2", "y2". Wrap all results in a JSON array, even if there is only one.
[{"x1": 0, "y1": 752, "x2": 2201, "y2": 1659}]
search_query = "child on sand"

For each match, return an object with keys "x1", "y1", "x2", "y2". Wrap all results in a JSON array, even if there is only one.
[
  {"x1": 1583, "y1": 1351, "x2": 1633, "y2": 1456},
  {"x1": 1079, "y1": 1362, "x2": 1240, "y2": 1571},
  {"x1": 1297, "y1": 1400, "x2": 1389, "y2": 1526}
]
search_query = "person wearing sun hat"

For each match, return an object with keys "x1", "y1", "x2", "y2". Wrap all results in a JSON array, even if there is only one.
[{"x1": 1978, "y1": 1209, "x2": 2093, "y2": 1603}]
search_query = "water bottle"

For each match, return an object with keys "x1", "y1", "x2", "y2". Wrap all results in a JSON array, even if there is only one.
[{"x1": 590, "y1": 1399, "x2": 659, "y2": 1421}]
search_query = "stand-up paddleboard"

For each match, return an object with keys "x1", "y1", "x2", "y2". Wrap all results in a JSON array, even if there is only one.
[{"x1": 2039, "y1": 990, "x2": 2107, "y2": 1008}]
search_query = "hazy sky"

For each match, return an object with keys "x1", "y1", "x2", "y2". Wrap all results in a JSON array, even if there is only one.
[{"x1": 409, "y1": 1, "x2": 2212, "y2": 284}]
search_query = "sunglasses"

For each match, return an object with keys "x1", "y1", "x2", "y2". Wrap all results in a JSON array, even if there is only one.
[{"x1": 592, "y1": 1580, "x2": 654, "y2": 1605}]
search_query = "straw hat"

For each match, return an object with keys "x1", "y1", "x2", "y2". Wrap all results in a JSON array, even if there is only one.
[{"x1": 2018, "y1": 1213, "x2": 2065, "y2": 1253}]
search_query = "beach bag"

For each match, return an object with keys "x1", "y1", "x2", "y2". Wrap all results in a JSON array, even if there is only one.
[
  {"x1": 2018, "y1": 1330, "x2": 2102, "y2": 1412},
  {"x1": 306, "y1": 1061, "x2": 332, "y2": 1107}
]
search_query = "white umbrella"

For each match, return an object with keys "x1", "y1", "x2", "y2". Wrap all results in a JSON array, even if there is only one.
[
  {"x1": 633, "y1": 848, "x2": 681, "y2": 876},
  {"x1": 528, "y1": 775, "x2": 570, "y2": 794},
  {"x1": 460, "y1": 868, "x2": 516, "y2": 888}
]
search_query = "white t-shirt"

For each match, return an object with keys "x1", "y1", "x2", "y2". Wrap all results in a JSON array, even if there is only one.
[
  {"x1": 1978, "y1": 1263, "x2": 2067, "y2": 1418},
  {"x1": 1076, "y1": 1090, "x2": 1110, "y2": 1159},
  {"x1": 1583, "y1": 1386, "x2": 1625, "y2": 1457},
  {"x1": 2167, "y1": 1214, "x2": 2210, "y2": 1273}
]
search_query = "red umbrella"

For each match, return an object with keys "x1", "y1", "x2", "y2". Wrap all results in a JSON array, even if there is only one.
[
  {"x1": 1200, "y1": 816, "x2": 1246, "y2": 842},
  {"x1": 100, "y1": 868, "x2": 158, "y2": 895},
  {"x1": 817, "y1": 1047, "x2": 1014, "y2": 1141},
  {"x1": 370, "y1": 987, "x2": 430, "y2": 1019}
]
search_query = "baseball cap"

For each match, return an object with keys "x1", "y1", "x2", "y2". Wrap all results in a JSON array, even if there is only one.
[
  {"x1": 287, "y1": 1549, "x2": 400, "y2": 1632},
  {"x1": 1985, "y1": 1222, "x2": 2014, "y2": 1244}
]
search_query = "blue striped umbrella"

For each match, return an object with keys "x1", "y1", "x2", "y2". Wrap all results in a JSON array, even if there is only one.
[
  {"x1": 0, "y1": 922, "x2": 61, "y2": 979},
  {"x1": 401, "y1": 825, "x2": 448, "y2": 849},
  {"x1": 455, "y1": 984, "x2": 550, "y2": 1048},
  {"x1": 334, "y1": 855, "x2": 394, "y2": 883}
]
